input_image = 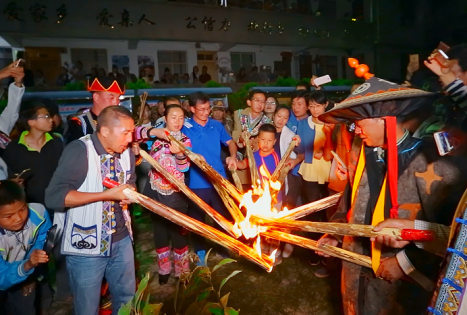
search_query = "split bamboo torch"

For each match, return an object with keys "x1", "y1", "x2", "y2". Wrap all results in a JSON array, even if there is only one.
[
  {"x1": 139, "y1": 150, "x2": 241, "y2": 238},
  {"x1": 165, "y1": 131, "x2": 243, "y2": 203},
  {"x1": 252, "y1": 216, "x2": 434, "y2": 241}
]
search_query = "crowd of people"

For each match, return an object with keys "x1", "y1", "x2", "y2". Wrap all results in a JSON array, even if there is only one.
[{"x1": 1, "y1": 42, "x2": 467, "y2": 315}]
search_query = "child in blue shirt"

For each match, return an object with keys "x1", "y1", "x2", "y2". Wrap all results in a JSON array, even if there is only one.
[{"x1": 0, "y1": 180, "x2": 51, "y2": 314}]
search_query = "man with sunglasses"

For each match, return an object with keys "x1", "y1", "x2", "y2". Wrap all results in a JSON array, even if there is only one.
[{"x1": 182, "y1": 92, "x2": 238, "y2": 263}]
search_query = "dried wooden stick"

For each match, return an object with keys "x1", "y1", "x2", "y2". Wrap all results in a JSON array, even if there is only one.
[
  {"x1": 137, "y1": 92, "x2": 148, "y2": 125},
  {"x1": 123, "y1": 188, "x2": 274, "y2": 271},
  {"x1": 243, "y1": 131, "x2": 259, "y2": 188},
  {"x1": 262, "y1": 230, "x2": 372, "y2": 268},
  {"x1": 253, "y1": 216, "x2": 434, "y2": 241},
  {"x1": 277, "y1": 192, "x2": 343, "y2": 220},
  {"x1": 230, "y1": 168, "x2": 243, "y2": 193},
  {"x1": 271, "y1": 139, "x2": 297, "y2": 181},
  {"x1": 139, "y1": 150, "x2": 241, "y2": 238},
  {"x1": 212, "y1": 181, "x2": 245, "y2": 223},
  {"x1": 165, "y1": 132, "x2": 243, "y2": 203}
]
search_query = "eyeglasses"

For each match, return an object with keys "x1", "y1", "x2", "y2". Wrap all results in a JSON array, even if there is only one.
[
  {"x1": 266, "y1": 101, "x2": 276, "y2": 105},
  {"x1": 252, "y1": 99, "x2": 266, "y2": 104},
  {"x1": 309, "y1": 104, "x2": 325, "y2": 110},
  {"x1": 36, "y1": 115, "x2": 53, "y2": 120}
]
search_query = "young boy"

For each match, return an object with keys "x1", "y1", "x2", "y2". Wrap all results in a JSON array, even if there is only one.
[
  {"x1": 0, "y1": 180, "x2": 51, "y2": 314},
  {"x1": 238, "y1": 123, "x2": 298, "y2": 205}
]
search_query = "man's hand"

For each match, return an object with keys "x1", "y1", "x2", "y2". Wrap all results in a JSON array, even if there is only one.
[
  {"x1": 226, "y1": 156, "x2": 237, "y2": 170},
  {"x1": 407, "y1": 62, "x2": 419, "y2": 75},
  {"x1": 292, "y1": 135, "x2": 301, "y2": 146},
  {"x1": 22, "y1": 282, "x2": 36, "y2": 297},
  {"x1": 315, "y1": 234, "x2": 339, "y2": 257},
  {"x1": 131, "y1": 143, "x2": 140, "y2": 156},
  {"x1": 375, "y1": 257, "x2": 404, "y2": 283},
  {"x1": 0, "y1": 62, "x2": 24, "y2": 86},
  {"x1": 371, "y1": 218, "x2": 414, "y2": 248},
  {"x1": 424, "y1": 58, "x2": 456, "y2": 87},
  {"x1": 286, "y1": 158, "x2": 299, "y2": 169},
  {"x1": 104, "y1": 184, "x2": 135, "y2": 203},
  {"x1": 310, "y1": 75, "x2": 322, "y2": 90},
  {"x1": 24, "y1": 250, "x2": 49, "y2": 272},
  {"x1": 149, "y1": 128, "x2": 169, "y2": 140}
]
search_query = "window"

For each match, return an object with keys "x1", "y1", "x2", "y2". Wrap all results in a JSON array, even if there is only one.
[
  {"x1": 230, "y1": 52, "x2": 256, "y2": 73},
  {"x1": 315, "y1": 55, "x2": 338, "y2": 79},
  {"x1": 70, "y1": 48, "x2": 108, "y2": 72},
  {"x1": 157, "y1": 51, "x2": 187, "y2": 76}
]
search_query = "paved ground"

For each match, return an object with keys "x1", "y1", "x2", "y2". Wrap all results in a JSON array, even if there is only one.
[{"x1": 49, "y1": 209, "x2": 343, "y2": 315}]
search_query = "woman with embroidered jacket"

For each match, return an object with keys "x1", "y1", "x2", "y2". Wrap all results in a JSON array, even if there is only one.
[{"x1": 134, "y1": 104, "x2": 192, "y2": 284}]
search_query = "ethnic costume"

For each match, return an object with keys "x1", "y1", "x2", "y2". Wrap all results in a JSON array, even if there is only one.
[
  {"x1": 45, "y1": 132, "x2": 136, "y2": 315},
  {"x1": 134, "y1": 127, "x2": 191, "y2": 281},
  {"x1": 65, "y1": 76, "x2": 125, "y2": 144},
  {"x1": 319, "y1": 77, "x2": 465, "y2": 315}
]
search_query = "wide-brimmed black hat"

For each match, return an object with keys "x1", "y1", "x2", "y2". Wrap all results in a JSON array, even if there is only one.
[{"x1": 319, "y1": 77, "x2": 436, "y2": 124}]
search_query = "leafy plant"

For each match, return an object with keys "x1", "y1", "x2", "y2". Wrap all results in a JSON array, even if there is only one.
[
  {"x1": 62, "y1": 81, "x2": 86, "y2": 91},
  {"x1": 119, "y1": 249, "x2": 242, "y2": 315},
  {"x1": 174, "y1": 249, "x2": 241, "y2": 315},
  {"x1": 118, "y1": 273, "x2": 163, "y2": 315},
  {"x1": 127, "y1": 79, "x2": 152, "y2": 90}
]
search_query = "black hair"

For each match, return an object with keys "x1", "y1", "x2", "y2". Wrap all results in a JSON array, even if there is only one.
[
  {"x1": 274, "y1": 104, "x2": 291, "y2": 116},
  {"x1": 248, "y1": 89, "x2": 266, "y2": 100},
  {"x1": 17, "y1": 103, "x2": 49, "y2": 133},
  {"x1": 448, "y1": 44, "x2": 467, "y2": 72},
  {"x1": 309, "y1": 91, "x2": 328, "y2": 105},
  {"x1": 258, "y1": 123, "x2": 276, "y2": 135},
  {"x1": 96, "y1": 106, "x2": 133, "y2": 132},
  {"x1": 188, "y1": 92, "x2": 210, "y2": 107},
  {"x1": 164, "y1": 97, "x2": 180, "y2": 106},
  {"x1": 266, "y1": 95, "x2": 280, "y2": 106},
  {"x1": 0, "y1": 180, "x2": 26, "y2": 209},
  {"x1": 291, "y1": 90, "x2": 310, "y2": 103},
  {"x1": 296, "y1": 81, "x2": 311, "y2": 92},
  {"x1": 164, "y1": 104, "x2": 183, "y2": 117}
]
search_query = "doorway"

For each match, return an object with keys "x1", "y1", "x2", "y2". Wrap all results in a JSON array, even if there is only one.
[
  {"x1": 197, "y1": 51, "x2": 217, "y2": 82},
  {"x1": 25, "y1": 47, "x2": 63, "y2": 86}
]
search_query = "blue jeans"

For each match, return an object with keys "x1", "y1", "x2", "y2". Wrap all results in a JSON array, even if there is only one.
[{"x1": 66, "y1": 236, "x2": 136, "y2": 315}]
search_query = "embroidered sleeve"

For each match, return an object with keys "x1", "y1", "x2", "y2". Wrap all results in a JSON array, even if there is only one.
[
  {"x1": 134, "y1": 126, "x2": 155, "y2": 142},
  {"x1": 175, "y1": 135, "x2": 191, "y2": 172}
]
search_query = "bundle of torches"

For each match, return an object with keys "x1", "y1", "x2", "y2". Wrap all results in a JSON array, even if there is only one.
[{"x1": 105, "y1": 130, "x2": 433, "y2": 272}]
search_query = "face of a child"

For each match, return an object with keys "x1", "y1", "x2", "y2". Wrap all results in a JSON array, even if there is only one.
[
  {"x1": 0, "y1": 201, "x2": 28, "y2": 232},
  {"x1": 273, "y1": 108, "x2": 290, "y2": 130},
  {"x1": 258, "y1": 131, "x2": 276, "y2": 154},
  {"x1": 165, "y1": 107, "x2": 185, "y2": 132}
]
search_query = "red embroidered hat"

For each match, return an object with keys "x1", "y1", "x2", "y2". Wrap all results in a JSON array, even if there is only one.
[
  {"x1": 87, "y1": 76, "x2": 125, "y2": 95},
  {"x1": 319, "y1": 76, "x2": 436, "y2": 124}
]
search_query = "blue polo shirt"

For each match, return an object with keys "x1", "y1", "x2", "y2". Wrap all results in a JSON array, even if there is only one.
[
  {"x1": 182, "y1": 118, "x2": 232, "y2": 189},
  {"x1": 287, "y1": 113, "x2": 310, "y2": 176}
]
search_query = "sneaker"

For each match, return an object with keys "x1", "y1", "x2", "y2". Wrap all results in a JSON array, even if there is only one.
[
  {"x1": 314, "y1": 265, "x2": 330, "y2": 278},
  {"x1": 196, "y1": 250, "x2": 206, "y2": 266},
  {"x1": 282, "y1": 243, "x2": 294, "y2": 258}
]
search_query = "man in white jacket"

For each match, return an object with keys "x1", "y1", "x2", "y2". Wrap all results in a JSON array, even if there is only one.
[
  {"x1": 0, "y1": 62, "x2": 24, "y2": 180},
  {"x1": 0, "y1": 62, "x2": 25, "y2": 136}
]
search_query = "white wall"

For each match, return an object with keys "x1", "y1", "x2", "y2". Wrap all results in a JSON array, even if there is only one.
[{"x1": 22, "y1": 37, "x2": 365, "y2": 81}]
